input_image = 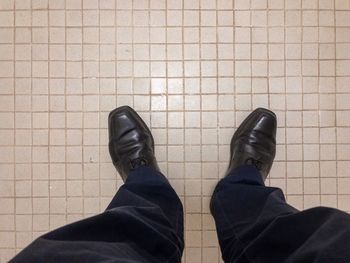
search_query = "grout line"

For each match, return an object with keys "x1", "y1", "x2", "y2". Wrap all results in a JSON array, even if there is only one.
[
  {"x1": 334, "y1": 0, "x2": 339, "y2": 209},
  {"x1": 232, "y1": 0, "x2": 236, "y2": 178},
  {"x1": 13, "y1": 0, "x2": 17, "y2": 254},
  {"x1": 164, "y1": 0, "x2": 169, "y2": 200},
  {"x1": 249, "y1": 0, "x2": 252, "y2": 111},
  {"x1": 147, "y1": 0, "x2": 152, "y2": 137},
  {"x1": 78, "y1": 0, "x2": 84, "y2": 220},
  {"x1": 301, "y1": 0, "x2": 305, "y2": 210},
  {"x1": 267, "y1": 1, "x2": 270, "y2": 112},
  {"x1": 63, "y1": 0, "x2": 68, "y2": 225},
  {"x1": 81, "y1": 0, "x2": 86, "y2": 219},
  {"x1": 98, "y1": 0, "x2": 101, "y2": 215},
  {"x1": 317, "y1": 0, "x2": 322, "y2": 207},
  {"x1": 283, "y1": 0, "x2": 288, "y2": 203},
  {"x1": 180, "y1": 1, "x2": 187, "y2": 261},
  {"x1": 114, "y1": 0, "x2": 119, "y2": 195},
  {"x1": 131, "y1": 0, "x2": 135, "y2": 109},
  {"x1": 199, "y1": 0, "x2": 204, "y2": 259},
  {"x1": 198, "y1": 1, "x2": 203, "y2": 261},
  {"x1": 266, "y1": 0, "x2": 271, "y2": 187},
  {"x1": 48, "y1": 0, "x2": 53, "y2": 237},
  {"x1": 30, "y1": 0, "x2": 34, "y2": 244}
]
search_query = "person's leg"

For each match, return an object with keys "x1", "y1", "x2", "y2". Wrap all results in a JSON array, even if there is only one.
[
  {"x1": 10, "y1": 166, "x2": 184, "y2": 263},
  {"x1": 104, "y1": 105, "x2": 183, "y2": 259},
  {"x1": 210, "y1": 107, "x2": 279, "y2": 262},
  {"x1": 211, "y1": 108, "x2": 350, "y2": 263},
  {"x1": 211, "y1": 165, "x2": 350, "y2": 263},
  {"x1": 105, "y1": 165, "x2": 184, "y2": 254},
  {"x1": 10, "y1": 106, "x2": 184, "y2": 263},
  {"x1": 211, "y1": 165, "x2": 297, "y2": 262}
]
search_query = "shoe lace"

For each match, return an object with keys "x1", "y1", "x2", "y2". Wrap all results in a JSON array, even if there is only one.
[
  {"x1": 245, "y1": 157, "x2": 263, "y2": 171},
  {"x1": 130, "y1": 157, "x2": 148, "y2": 169}
]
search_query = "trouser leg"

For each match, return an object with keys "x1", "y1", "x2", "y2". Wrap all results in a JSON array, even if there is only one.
[
  {"x1": 11, "y1": 166, "x2": 184, "y2": 263},
  {"x1": 211, "y1": 165, "x2": 350, "y2": 263},
  {"x1": 106, "y1": 166, "x2": 183, "y2": 239}
]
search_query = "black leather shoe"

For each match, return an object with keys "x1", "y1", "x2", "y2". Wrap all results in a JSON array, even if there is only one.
[
  {"x1": 108, "y1": 106, "x2": 160, "y2": 182},
  {"x1": 226, "y1": 108, "x2": 277, "y2": 181}
]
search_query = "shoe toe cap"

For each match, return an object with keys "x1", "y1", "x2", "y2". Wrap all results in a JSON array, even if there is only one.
[
  {"x1": 109, "y1": 106, "x2": 148, "y2": 135},
  {"x1": 254, "y1": 113, "x2": 277, "y2": 139}
]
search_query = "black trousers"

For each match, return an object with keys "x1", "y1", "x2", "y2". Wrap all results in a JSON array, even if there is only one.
[{"x1": 10, "y1": 165, "x2": 350, "y2": 263}]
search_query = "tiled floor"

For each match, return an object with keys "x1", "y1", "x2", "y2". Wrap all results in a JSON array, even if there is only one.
[{"x1": 1, "y1": 0, "x2": 350, "y2": 262}]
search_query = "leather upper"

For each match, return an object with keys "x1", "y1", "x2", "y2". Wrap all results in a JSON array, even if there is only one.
[
  {"x1": 108, "y1": 106, "x2": 159, "y2": 181},
  {"x1": 227, "y1": 108, "x2": 277, "y2": 180}
]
